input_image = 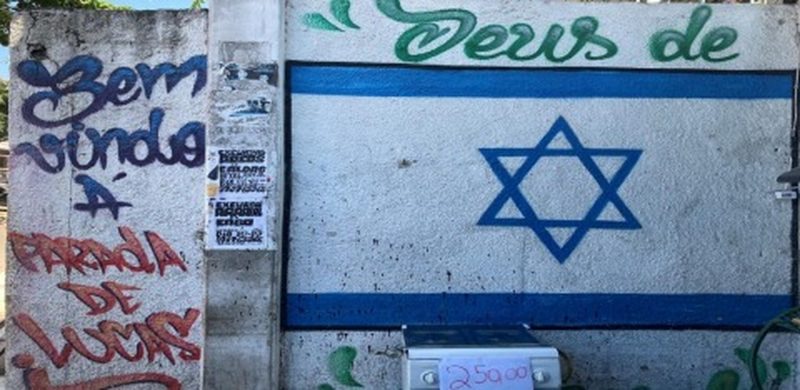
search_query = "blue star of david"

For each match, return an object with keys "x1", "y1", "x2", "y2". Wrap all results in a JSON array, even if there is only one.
[{"x1": 478, "y1": 116, "x2": 642, "y2": 263}]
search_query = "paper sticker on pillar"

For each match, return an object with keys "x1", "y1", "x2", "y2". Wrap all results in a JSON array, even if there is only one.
[
  {"x1": 206, "y1": 148, "x2": 274, "y2": 250},
  {"x1": 207, "y1": 149, "x2": 271, "y2": 197},
  {"x1": 223, "y1": 63, "x2": 278, "y2": 85},
  {"x1": 212, "y1": 96, "x2": 272, "y2": 126},
  {"x1": 478, "y1": 117, "x2": 642, "y2": 263},
  {"x1": 207, "y1": 199, "x2": 269, "y2": 249},
  {"x1": 218, "y1": 41, "x2": 278, "y2": 86}
]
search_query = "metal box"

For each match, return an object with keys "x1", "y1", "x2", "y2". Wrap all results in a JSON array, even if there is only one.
[{"x1": 402, "y1": 325, "x2": 562, "y2": 389}]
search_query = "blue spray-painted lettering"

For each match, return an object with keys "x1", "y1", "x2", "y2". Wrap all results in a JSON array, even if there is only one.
[
  {"x1": 17, "y1": 55, "x2": 207, "y2": 128},
  {"x1": 73, "y1": 174, "x2": 132, "y2": 220},
  {"x1": 13, "y1": 108, "x2": 205, "y2": 174}
]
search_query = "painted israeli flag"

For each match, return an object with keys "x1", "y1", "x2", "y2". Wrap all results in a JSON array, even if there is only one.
[{"x1": 285, "y1": 63, "x2": 795, "y2": 329}]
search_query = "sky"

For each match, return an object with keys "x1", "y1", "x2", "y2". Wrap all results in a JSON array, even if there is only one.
[{"x1": 0, "y1": 0, "x2": 203, "y2": 78}]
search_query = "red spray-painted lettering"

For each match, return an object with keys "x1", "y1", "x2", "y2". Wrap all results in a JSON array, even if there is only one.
[
  {"x1": 12, "y1": 308, "x2": 201, "y2": 368},
  {"x1": 13, "y1": 353, "x2": 182, "y2": 390},
  {"x1": 9, "y1": 226, "x2": 187, "y2": 276},
  {"x1": 57, "y1": 281, "x2": 141, "y2": 316}
]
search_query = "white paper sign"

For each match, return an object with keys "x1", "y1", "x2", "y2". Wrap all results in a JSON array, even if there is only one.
[
  {"x1": 438, "y1": 356, "x2": 533, "y2": 390},
  {"x1": 208, "y1": 199, "x2": 269, "y2": 249},
  {"x1": 206, "y1": 148, "x2": 273, "y2": 250},
  {"x1": 215, "y1": 149, "x2": 270, "y2": 198}
]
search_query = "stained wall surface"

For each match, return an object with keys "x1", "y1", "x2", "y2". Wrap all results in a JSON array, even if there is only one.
[
  {"x1": 282, "y1": 1, "x2": 800, "y2": 389},
  {"x1": 204, "y1": 0, "x2": 284, "y2": 388},
  {"x1": 5, "y1": 2, "x2": 800, "y2": 390},
  {"x1": 7, "y1": 10, "x2": 208, "y2": 388}
]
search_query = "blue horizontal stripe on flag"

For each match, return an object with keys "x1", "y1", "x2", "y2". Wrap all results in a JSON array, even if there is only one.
[
  {"x1": 285, "y1": 293, "x2": 793, "y2": 329},
  {"x1": 290, "y1": 64, "x2": 794, "y2": 99}
]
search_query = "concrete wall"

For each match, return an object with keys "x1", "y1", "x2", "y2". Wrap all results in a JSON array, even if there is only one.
[
  {"x1": 282, "y1": 1, "x2": 800, "y2": 389},
  {"x1": 204, "y1": 1, "x2": 283, "y2": 389},
  {"x1": 5, "y1": 2, "x2": 800, "y2": 390},
  {"x1": 7, "y1": 10, "x2": 208, "y2": 388}
]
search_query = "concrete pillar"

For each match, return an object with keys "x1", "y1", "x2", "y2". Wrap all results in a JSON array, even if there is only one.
[{"x1": 205, "y1": 1, "x2": 284, "y2": 389}]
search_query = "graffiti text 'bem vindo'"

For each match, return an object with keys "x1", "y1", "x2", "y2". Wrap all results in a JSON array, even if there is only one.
[
  {"x1": 17, "y1": 54, "x2": 207, "y2": 128},
  {"x1": 14, "y1": 108, "x2": 205, "y2": 174},
  {"x1": 14, "y1": 54, "x2": 208, "y2": 220}
]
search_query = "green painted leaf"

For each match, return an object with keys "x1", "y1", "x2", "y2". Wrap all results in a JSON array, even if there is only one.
[
  {"x1": 303, "y1": 13, "x2": 344, "y2": 32},
  {"x1": 329, "y1": 346, "x2": 364, "y2": 387},
  {"x1": 318, "y1": 385, "x2": 336, "y2": 390},
  {"x1": 331, "y1": 0, "x2": 359, "y2": 29},
  {"x1": 735, "y1": 347, "x2": 768, "y2": 387},
  {"x1": 773, "y1": 360, "x2": 791, "y2": 381},
  {"x1": 706, "y1": 369, "x2": 740, "y2": 390}
]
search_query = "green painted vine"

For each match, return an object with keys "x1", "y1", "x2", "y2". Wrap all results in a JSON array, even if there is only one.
[
  {"x1": 303, "y1": 0, "x2": 360, "y2": 32},
  {"x1": 561, "y1": 347, "x2": 793, "y2": 390},
  {"x1": 317, "y1": 346, "x2": 365, "y2": 390}
]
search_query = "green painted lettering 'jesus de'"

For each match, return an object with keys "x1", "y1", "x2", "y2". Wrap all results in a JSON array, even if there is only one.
[
  {"x1": 303, "y1": 1, "x2": 741, "y2": 64},
  {"x1": 376, "y1": 0, "x2": 617, "y2": 63},
  {"x1": 649, "y1": 5, "x2": 739, "y2": 62}
]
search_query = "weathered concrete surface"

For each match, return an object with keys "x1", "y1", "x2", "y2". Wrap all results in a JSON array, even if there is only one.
[
  {"x1": 5, "y1": 3, "x2": 798, "y2": 389},
  {"x1": 8, "y1": 10, "x2": 208, "y2": 388},
  {"x1": 282, "y1": 1, "x2": 800, "y2": 389},
  {"x1": 0, "y1": 209, "x2": 6, "y2": 321},
  {"x1": 283, "y1": 330, "x2": 799, "y2": 389},
  {"x1": 205, "y1": 0, "x2": 284, "y2": 389},
  {"x1": 205, "y1": 334, "x2": 272, "y2": 389}
]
